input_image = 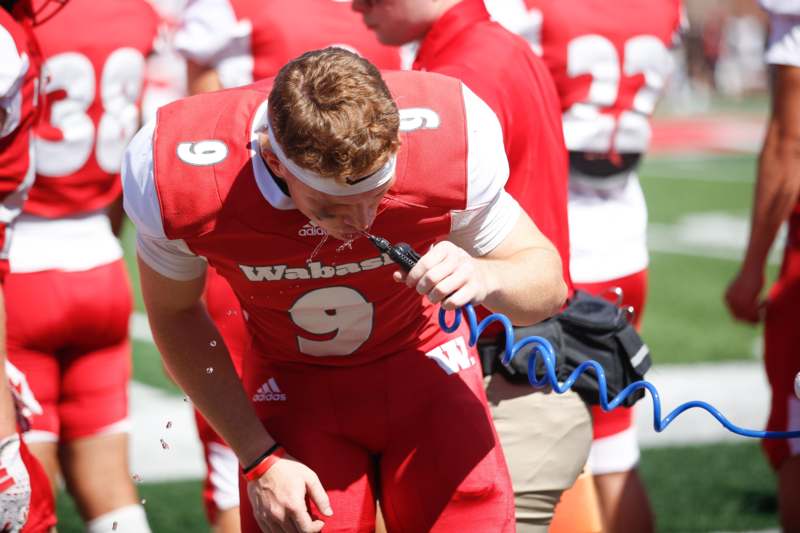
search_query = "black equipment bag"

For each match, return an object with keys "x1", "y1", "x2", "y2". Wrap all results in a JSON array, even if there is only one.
[{"x1": 478, "y1": 290, "x2": 652, "y2": 407}]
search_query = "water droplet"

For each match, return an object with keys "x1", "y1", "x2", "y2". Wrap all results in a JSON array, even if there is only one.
[
  {"x1": 206, "y1": 367, "x2": 214, "y2": 374},
  {"x1": 141, "y1": 498, "x2": 147, "y2": 505},
  {"x1": 209, "y1": 340, "x2": 217, "y2": 347},
  {"x1": 166, "y1": 421, "x2": 172, "y2": 429},
  {"x1": 160, "y1": 438, "x2": 170, "y2": 450},
  {"x1": 112, "y1": 522, "x2": 118, "y2": 531},
  {"x1": 132, "y1": 473, "x2": 142, "y2": 483}
]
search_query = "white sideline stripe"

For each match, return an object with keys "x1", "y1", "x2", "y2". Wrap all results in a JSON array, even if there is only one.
[
  {"x1": 648, "y1": 211, "x2": 785, "y2": 265},
  {"x1": 130, "y1": 312, "x2": 153, "y2": 343},
  {"x1": 129, "y1": 381, "x2": 205, "y2": 482},
  {"x1": 648, "y1": 172, "x2": 754, "y2": 184},
  {"x1": 712, "y1": 530, "x2": 778, "y2": 533},
  {"x1": 636, "y1": 360, "x2": 770, "y2": 449}
]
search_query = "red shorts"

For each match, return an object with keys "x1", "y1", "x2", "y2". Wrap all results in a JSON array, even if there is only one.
[
  {"x1": 5, "y1": 261, "x2": 133, "y2": 442},
  {"x1": 19, "y1": 434, "x2": 56, "y2": 532},
  {"x1": 197, "y1": 268, "x2": 248, "y2": 523},
  {"x1": 239, "y1": 331, "x2": 514, "y2": 533},
  {"x1": 763, "y1": 243, "x2": 800, "y2": 471},
  {"x1": 574, "y1": 269, "x2": 648, "y2": 441}
]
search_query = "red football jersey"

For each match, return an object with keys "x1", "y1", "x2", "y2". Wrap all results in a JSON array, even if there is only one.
[
  {"x1": 179, "y1": 0, "x2": 401, "y2": 86},
  {"x1": 413, "y1": 0, "x2": 571, "y2": 289},
  {"x1": 0, "y1": 9, "x2": 39, "y2": 277},
  {"x1": 148, "y1": 71, "x2": 503, "y2": 366},
  {"x1": 521, "y1": 0, "x2": 681, "y2": 155},
  {"x1": 27, "y1": 0, "x2": 158, "y2": 218}
]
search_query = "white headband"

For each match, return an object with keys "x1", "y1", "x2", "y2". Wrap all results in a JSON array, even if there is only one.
[{"x1": 265, "y1": 111, "x2": 396, "y2": 196}]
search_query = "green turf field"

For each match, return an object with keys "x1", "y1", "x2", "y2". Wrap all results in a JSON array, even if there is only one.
[{"x1": 91, "y1": 151, "x2": 782, "y2": 532}]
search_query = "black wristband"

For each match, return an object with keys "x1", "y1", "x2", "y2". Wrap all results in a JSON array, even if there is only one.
[{"x1": 242, "y1": 442, "x2": 282, "y2": 474}]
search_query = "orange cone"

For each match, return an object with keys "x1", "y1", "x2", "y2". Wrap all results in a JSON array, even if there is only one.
[{"x1": 549, "y1": 469, "x2": 603, "y2": 533}]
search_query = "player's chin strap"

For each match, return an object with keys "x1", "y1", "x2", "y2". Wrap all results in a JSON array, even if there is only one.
[{"x1": 439, "y1": 303, "x2": 800, "y2": 440}]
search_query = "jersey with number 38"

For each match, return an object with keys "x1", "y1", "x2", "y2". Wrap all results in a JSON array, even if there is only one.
[
  {"x1": 498, "y1": 0, "x2": 681, "y2": 155},
  {"x1": 27, "y1": 0, "x2": 158, "y2": 217},
  {"x1": 128, "y1": 70, "x2": 515, "y2": 366}
]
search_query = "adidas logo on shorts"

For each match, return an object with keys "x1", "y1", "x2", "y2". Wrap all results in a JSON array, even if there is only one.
[
  {"x1": 252, "y1": 378, "x2": 287, "y2": 402},
  {"x1": 298, "y1": 222, "x2": 326, "y2": 237}
]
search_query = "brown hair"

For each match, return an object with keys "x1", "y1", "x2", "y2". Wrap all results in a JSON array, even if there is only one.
[{"x1": 268, "y1": 47, "x2": 400, "y2": 183}]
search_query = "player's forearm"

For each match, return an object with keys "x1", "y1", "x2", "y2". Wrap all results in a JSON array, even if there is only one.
[
  {"x1": 0, "y1": 372, "x2": 16, "y2": 440},
  {"x1": 742, "y1": 67, "x2": 800, "y2": 274},
  {"x1": 743, "y1": 126, "x2": 800, "y2": 270},
  {"x1": 478, "y1": 245, "x2": 567, "y2": 326},
  {"x1": 0, "y1": 291, "x2": 15, "y2": 439},
  {"x1": 144, "y1": 297, "x2": 275, "y2": 467}
]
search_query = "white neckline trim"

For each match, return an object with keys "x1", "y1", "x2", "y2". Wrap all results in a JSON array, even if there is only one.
[{"x1": 249, "y1": 99, "x2": 296, "y2": 210}]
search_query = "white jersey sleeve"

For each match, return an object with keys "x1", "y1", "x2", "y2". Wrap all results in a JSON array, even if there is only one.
[
  {"x1": 122, "y1": 120, "x2": 208, "y2": 281},
  {"x1": 173, "y1": 0, "x2": 243, "y2": 65},
  {"x1": 484, "y1": 0, "x2": 543, "y2": 56},
  {"x1": 765, "y1": 13, "x2": 800, "y2": 66},
  {"x1": 448, "y1": 83, "x2": 520, "y2": 257},
  {"x1": 0, "y1": 24, "x2": 27, "y2": 138},
  {"x1": 760, "y1": 0, "x2": 800, "y2": 15}
]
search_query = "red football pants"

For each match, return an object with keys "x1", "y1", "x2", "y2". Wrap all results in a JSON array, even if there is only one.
[
  {"x1": 5, "y1": 261, "x2": 132, "y2": 441},
  {"x1": 239, "y1": 334, "x2": 514, "y2": 533},
  {"x1": 763, "y1": 240, "x2": 800, "y2": 470}
]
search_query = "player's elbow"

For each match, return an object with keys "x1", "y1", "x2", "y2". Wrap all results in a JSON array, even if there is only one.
[{"x1": 540, "y1": 275, "x2": 568, "y2": 321}]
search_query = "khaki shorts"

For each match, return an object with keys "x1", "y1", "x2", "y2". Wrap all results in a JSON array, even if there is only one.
[{"x1": 485, "y1": 374, "x2": 592, "y2": 533}]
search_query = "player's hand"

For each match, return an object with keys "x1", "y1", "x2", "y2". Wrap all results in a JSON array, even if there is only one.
[
  {"x1": 4, "y1": 362, "x2": 42, "y2": 433},
  {"x1": 0, "y1": 434, "x2": 32, "y2": 533},
  {"x1": 725, "y1": 267, "x2": 765, "y2": 324},
  {"x1": 246, "y1": 453, "x2": 333, "y2": 533},
  {"x1": 395, "y1": 240, "x2": 489, "y2": 310}
]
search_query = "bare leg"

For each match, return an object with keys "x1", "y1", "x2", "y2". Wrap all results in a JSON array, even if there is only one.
[
  {"x1": 212, "y1": 506, "x2": 241, "y2": 533},
  {"x1": 58, "y1": 432, "x2": 139, "y2": 521},
  {"x1": 593, "y1": 469, "x2": 654, "y2": 533},
  {"x1": 27, "y1": 441, "x2": 60, "y2": 495}
]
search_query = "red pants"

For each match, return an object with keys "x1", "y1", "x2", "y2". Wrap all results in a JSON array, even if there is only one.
[
  {"x1": 763, "y1": 242, "x2": 800, "y2": 470},
  {"x1": 5, "y1": 261, "x2": 132, "y2": 441},
  {"x1": 574, "y1": 269, "x2": 648, "y2": 440},
  {"x1": 239, "y1": 332, "x2": 514, "y2": 533}
]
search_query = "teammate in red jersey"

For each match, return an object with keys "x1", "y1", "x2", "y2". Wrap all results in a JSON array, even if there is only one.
[
  {"x1": 3, "y1": 1, "x2": 159, "y2": 530},
  {"x1": 0, "y1": 1, "x2": 57, "y2": 531},
  {"x1": 486, "y1": 0, "x2": 682, "y2": 531},
  {"x1": 352, "y1": 0, "x2": 592, "y2": 530},
  {"x1": 123, "y1": 47, "x2": 567, "y2": 532},
  {"x1": 173, "y1": 2, "x2": 402, "y2": 530},
  {"x1": 726, "y1": 1, "x2": 800, "y2": 530}
]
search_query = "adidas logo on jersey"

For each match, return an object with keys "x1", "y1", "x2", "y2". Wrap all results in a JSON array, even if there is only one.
[
  {"x1": 252, "y1": 378, "x2": 287, "y2": 402},
  {"x1": 298, "y1": 222, "x2": 326, "y2": 237}
]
